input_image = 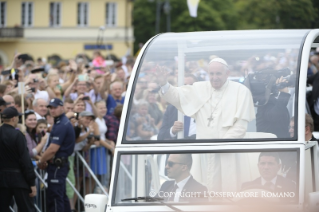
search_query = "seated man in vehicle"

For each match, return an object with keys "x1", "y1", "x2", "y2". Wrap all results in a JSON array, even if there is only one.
[
  {"x1": 157, "y1": 154, "x2": 207, "y2": 202},
  {"x1": 157, "y1": 58, "x2": 255, "y2": 139},
  {"x1": 241, "y1": 152, "x2": 296, "y2": 194}
]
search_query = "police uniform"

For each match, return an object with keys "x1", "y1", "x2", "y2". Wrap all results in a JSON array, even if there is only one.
[
  {"x1": 0, "y1": 107, "x2": 36, "y2": 212},
  {"x1": 45, "y1": 99, "x2": 75, "y2": 212}
]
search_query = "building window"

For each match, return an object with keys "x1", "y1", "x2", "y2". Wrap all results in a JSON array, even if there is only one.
[
  {"x1": 0, "y1": 2, "x2": 6, "y2": 27},
  {"x1": 50, "y1": 2, "x2": 61, "y2": 27},
  {"x1": 77, "y1": 2, "x2": 88, "y2": 26},
  {"x1": 21, "y1": 2, "x2": 33, "y2": 27},
  {"x1": 106, "y1": 2, "x2": 117, "y2": 27}
]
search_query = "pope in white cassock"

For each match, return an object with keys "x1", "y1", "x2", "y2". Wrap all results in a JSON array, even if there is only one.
[
  {"x1": 158, "y1": 58, "x2": 256, "y2": 194},
  {"x1": 158, "y1": 58, "x2": 255, "y2": 139}
]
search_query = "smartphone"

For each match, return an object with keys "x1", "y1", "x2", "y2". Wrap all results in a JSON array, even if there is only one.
[
  {"x1": 78, "y1": 74, "x2": 88, "y2": 81},
  {"x1": 74, "y1": 112, "x2": 79, "y2": 120},
  {"x1": 82, "y1": 96, "x2": 90, "y2": 101},
  {"x1": 41, "y1": 130, "x2": 46, "y2": 136}
]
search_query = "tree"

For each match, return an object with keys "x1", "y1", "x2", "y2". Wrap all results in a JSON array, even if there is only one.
[
  {"x1": 132, "y1": 0, "x2": 237, "y2": 53},
  {"x1": 133, "y1": 0, "x2": 318, "y2": 53},
  {"x1": 235, "y1": 0, "x2": 317, "y2": 29}
]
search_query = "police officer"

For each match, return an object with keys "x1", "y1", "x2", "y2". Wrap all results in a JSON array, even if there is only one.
[
  {"x1": 38, "y1": 98, "x2": 75, "y2": 212},
  {"x1": 0, "y1": 107, "x2": 36, "y2": 212}
]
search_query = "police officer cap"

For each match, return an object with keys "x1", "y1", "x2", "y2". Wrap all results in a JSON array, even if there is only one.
[
  {"x1": 1, "y1": 107, "x2": 23, "y2": 118},
  {"x1": 79, "y1": 111, "x2": 95, "y2": 119},
  {"x1": 47, "y1": 98, "x2": 64, "y2": 108}
]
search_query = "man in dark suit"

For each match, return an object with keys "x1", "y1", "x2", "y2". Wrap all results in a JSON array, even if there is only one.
[
  {"x1": 307, "y1": 72, "x2": 319, "y2": 131},
  {"x1": 157, "y1": 154, "x2": 207, "y2": 202},
  {"x1": 241, "y1": 152, "x2": 295, "y2": 194},
  {"x1": 158, "y1": 75, "x2": 197, "y2": 140},
  {"x1": 0, "y1": 107, "x2": 36, "y2": 211}
]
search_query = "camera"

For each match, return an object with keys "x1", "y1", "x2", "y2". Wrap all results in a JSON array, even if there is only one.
[
  {"x1": 87, "y1": 133, "x2": 94, "y2": 140},
  {"x1": 53, "y1": 157, "x2": 66, "y2": 167},
  {"x1": 94, "y1": 135, "x2": 100, "y2": 140},
  {"x1": 244, "y1": 68, "x2": 295, "y2": 106},
  {"x1": 30, "y1": 87, "x2": 36, "y2": 93},
  {"x1": 82, "y1": 96, "x2": 90, "y2": 101},
  {"x1": 74, "y1": 112, "x2": 79, "y2": 120}
]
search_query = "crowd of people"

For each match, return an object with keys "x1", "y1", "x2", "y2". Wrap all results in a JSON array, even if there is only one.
[{"x1": 0, "y1": 51, "x2": 134, "y2": 212}]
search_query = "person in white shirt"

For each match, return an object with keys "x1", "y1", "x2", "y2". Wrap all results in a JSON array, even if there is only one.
[
  {"x1": 157, "y1": 154, "x2": 207, "y2": 202},
  {"x1": 33, "y1": 98, "x2": 47, "y2": 120}
]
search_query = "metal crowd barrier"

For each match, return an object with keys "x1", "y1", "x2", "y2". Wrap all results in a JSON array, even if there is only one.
[{"x1": 9, "y1": 145, "x2": 110, "y2": 212}]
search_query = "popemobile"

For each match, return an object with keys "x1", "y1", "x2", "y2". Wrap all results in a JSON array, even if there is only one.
[{"x1": 85, "y1": 29, "x2": 319, "y2": 212}]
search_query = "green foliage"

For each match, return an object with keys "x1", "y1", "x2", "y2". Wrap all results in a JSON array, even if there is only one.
[{"x1": 133, "y1": 0, "x2": 318, "y2": 53}]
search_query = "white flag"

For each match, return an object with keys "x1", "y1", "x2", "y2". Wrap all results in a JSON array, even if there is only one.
[{"x1": 187, "y1": 0, "x2": 200, "y2": 18}]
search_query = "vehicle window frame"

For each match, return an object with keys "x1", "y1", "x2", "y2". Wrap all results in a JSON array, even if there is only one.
[
  {"x1": 111, "y1": 148, "x2": 301, "y2": 206},
  {"x1": 122, "y1": 31, "x2": 310, "y2": 144}
]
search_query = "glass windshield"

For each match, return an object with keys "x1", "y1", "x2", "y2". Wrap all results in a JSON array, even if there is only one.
[
  {"x1": 114, "y1": 150, "x2": 299, "y2": 206},
  {"x1": 125, "y1": 30, "x2": 309, "y2": 142}
]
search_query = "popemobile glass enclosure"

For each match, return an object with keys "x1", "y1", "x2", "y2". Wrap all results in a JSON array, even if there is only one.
[{"x1": 84, "y1": 30, "x2": 319, "y2": 212}]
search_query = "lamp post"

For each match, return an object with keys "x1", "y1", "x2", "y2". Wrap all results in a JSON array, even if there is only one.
[{"x1": 163, "y1": 0, "x2": 171, "y2": 32}]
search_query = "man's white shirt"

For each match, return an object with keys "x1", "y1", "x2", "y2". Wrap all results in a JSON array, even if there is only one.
[
  {"x1": 174, "y1": 175, "x2": 191, "y2": 202},
  {"x1": 35, "y1": 112, "x2": 45, "y2": 120}
]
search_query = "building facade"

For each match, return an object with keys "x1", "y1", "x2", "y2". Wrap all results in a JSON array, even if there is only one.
[{"x1": 0, "y1": 0, "x2": 134, "y2": 66}]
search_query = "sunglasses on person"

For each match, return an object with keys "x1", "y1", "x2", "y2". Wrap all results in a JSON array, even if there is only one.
[{"x1": 166, "y1": 161, "x2": 185, "y2": 167}]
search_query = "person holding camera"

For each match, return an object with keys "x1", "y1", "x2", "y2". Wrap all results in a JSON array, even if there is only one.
[
  {"x1": 73, "y1": 111, "x2": 100, "y2": 200},
  {"x1": 37, "y1": 98, "x2": 75, "y2": 212},
  {"x1": 256, "y1": 76, "x2": 291, "y2": 138}
]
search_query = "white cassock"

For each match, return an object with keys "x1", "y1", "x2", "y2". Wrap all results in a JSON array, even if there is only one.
[
  {"x1": 161, "y1": 79, "x2": 256, "y2": 193},
  {"x1": 161, "y1": 80, "x2": 255, "y2": 139}
]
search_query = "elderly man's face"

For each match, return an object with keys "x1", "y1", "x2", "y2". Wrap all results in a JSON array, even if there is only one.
[
  {"x1": 258, "y1": 156, "x2": 281, "y2": 181},
  {"x1": 34, "y1": 99, "x2": 48, "y2": 116},
  {"x1": 208, "y1": 62, "x2": 229, "y2": 89}
]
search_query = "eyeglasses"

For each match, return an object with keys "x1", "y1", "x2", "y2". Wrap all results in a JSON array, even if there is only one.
[{"x1": 166, "y1": 161, "x2": 185, "y2": 167}]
